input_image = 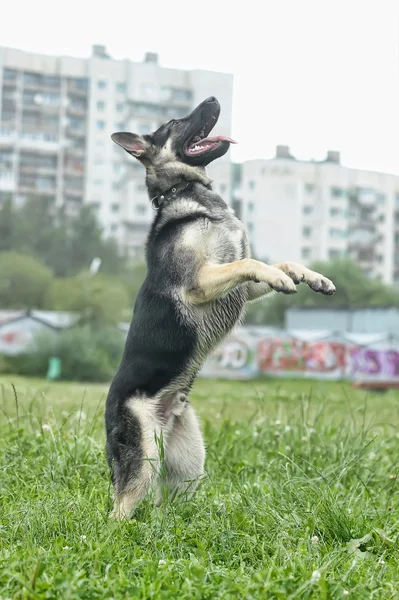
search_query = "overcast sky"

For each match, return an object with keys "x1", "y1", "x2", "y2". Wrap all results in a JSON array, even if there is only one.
[{"x1": 2, "y1": 0, "x2": 398, "y2": 174}]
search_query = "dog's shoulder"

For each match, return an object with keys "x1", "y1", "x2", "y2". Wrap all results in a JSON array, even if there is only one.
[{"x1": 145, "y1": 183, "x2": 249, "y2": 274}]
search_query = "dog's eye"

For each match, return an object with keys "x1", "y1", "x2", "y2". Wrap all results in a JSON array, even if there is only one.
[{"x1": 171, "y1": 120, "x2": 181, "y2": 127}]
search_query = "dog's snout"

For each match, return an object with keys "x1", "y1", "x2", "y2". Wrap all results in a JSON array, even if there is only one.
[{"x1": 205, "y1": 96, "x2": 217, "y2": 103}]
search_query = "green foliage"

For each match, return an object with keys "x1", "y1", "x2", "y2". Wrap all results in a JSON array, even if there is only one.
[
  {"x1": 0, "y1": 251, "x2": 53, "y2": 309},
  {"x1": 0, "y1": 196, "x2": 127, "y2": 277},
  {"x1": 44, "y1": 273, "x2": 130, "y2": 326},
  {"x1": 247, "y1": 259, "x2": 399, "y2": 327},
  {"x1": 0, "y1": 377, "x2": 399, "y2": 596},
  {"x1": 3, "y1": 326, "x2": 124, "y2": 381}
]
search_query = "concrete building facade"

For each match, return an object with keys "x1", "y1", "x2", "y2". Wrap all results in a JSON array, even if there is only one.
[{"x1": 233, "y1": 146, "x2": 399, "y2": 284}]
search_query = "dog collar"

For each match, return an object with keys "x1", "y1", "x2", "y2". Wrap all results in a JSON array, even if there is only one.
[{"x1": 151, "y1": 181, "x2": 192, "y2": 210}]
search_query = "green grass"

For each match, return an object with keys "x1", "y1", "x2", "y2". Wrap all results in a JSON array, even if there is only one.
[{"x1": 1, "y1": 375, "x2": 399, "y2": 599}]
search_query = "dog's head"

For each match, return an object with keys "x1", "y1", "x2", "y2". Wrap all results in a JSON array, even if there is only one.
[{"x1": 111, "y1": 97, "x2": 236, "y2": 169}]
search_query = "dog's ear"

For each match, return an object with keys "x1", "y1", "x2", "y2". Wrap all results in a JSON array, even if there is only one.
[{"x1": 111, "y1": 132, "x2": 150, "y2": 158}]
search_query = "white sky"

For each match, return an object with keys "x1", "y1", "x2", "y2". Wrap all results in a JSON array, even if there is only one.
[{"x1": 2, "y1": 0, "x2": 399, "y2": 174}]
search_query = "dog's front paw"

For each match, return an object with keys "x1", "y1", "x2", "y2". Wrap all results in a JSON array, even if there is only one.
[
  {"x1": 307, "y1": 273, "x2": 336, "y2": 295},
  {"x1": 253, "y1": 265, "x2": 297, "y2": 295},
  {"x1": 275, "y1": 262, "x2": 336, "y2": 296}
]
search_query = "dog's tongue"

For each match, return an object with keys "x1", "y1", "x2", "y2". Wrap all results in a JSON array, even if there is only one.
[{"x1": 202, "y1": 135, "x2": 237, "y2": 144}]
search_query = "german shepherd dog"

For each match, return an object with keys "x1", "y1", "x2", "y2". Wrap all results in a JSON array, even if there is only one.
[{"x1": 106, "y1": 97, "x2": 336, "y2": 519}]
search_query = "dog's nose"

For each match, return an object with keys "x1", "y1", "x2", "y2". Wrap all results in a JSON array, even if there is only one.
[{"x1": 205, "y1": 96, "x2": 217, "y2": 103}]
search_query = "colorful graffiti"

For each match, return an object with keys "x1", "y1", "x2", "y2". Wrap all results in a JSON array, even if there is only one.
[
  {"x1": 350, "y1": 347, "x2": 399, "y2": 379},
  {"x1": 200, "y1": 334, "x2": 258, "y2": 379},
  {"x1": 201, "y1": 330, "x2": 399, "y2": 383},
  {"x1": 257, "y1": 338, "x2": 347, "y2": 378}
]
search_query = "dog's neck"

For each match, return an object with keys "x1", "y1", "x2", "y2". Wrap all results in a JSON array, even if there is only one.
[{"x1": 145, "y1": 162, "x2": 212, "y2": 199}]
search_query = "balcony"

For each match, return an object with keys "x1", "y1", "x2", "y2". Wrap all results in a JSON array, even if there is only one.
[
  {"x1": 65, "y1": 126, "x2": 86, "y2": 139},
  {"x1": 63, "y1": 141, "x2": 86, "y2": 156},
  {"x1": 20, "y1": 162, "x2": 58, "y2": 175},
  {"x1": 63, "y1": 164, "x2": 85, "y2": 177},
  {"x1": 0, "y1": 127, "x2": 16, "y2": 145},
  {"x1": 18, "y1": 183, "x2": 56, "y2": 196},
  {"x1": 2, "y1": 78, "x2": 17, "y2": 88},
  {"x1": 63, "y1": 187, "x2": 83, "y2": 199},
  {"x1": 66, "y1": 81, "x2": 88, "y2": 98},
  {"x1": 66, "y1": 103, "x2": 87, "y2": 118}
]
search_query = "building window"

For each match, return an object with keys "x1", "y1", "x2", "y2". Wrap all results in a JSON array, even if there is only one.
[
  {"x1": 116, "y1": 103, "x2": 124, "y2": 112},
  {"x1": 247, "y1": 222, "x2": 254, "y2": 234},
  {"x1": 303, "y1": 205, "x2": 313, "y2": 215},
  {"x1": 305, "y1": 183, "x2": 315, "y2": 194},
  {"x1": 136, "y1": 204, "x2": 147, "y2": 215},
  {"x1": 329, "y1": 228, "x2": 346, "y2": 239},
  {"x1": 112, "y1": 182, "x2": 119, "y2": 191},
  {"x1": 331, "y1": 186, "x2": 344, "y2": 198},
  {"x1": 42, "y1": 75, "x2": 60, "y2": 88},
  {"x1": 23, "y1": 72, "x2": 42, "y2": 86},
  {"x1": 220, "y1": 183, "x2": 227, "y2": 194},
  {"x1": 248, "y1": 202, "x2": 254, "y2": 212},
  {"x1": 172, "y1": 89, "x2": 192, "y2": 102},
  {"x1": 248, "y1": 180, "x2": 256, "y2": 190},
  {"x1": 97, "y1": 80, "x2": 107, "y2": 89},
  {"x1": 113, "y1": 163, "x2": 121, "y2": 174},
  {"x1": 376, "y1": 193, "x2": 386, "y2": 205},
  {"x1": 302, "y1": 226, "x2": 312, "y2": 238},
  {"x1": 116, "y1": 83, "x2": 126, "y2": 93},
  {"x1": 97, "y1": 101, "x2": 105, "y2": 111},
  {"x1": 330, "y1": 207, "x2": 340, "y2": 217},
  {"x1": 111, "y1": 203, "x2": 119, "y2": 213},
  {"x1": 301, "y1": 247, "x2": 311, "y2": 259},
  {"x1": 114, "y1": 122, "x2": 124, "y2": 130},
  {"x1": 96, "y1": 120, "x2": 105, "y2": 130},
  {"x1": 136, "y1": 184, "x2": 146, "y2": 193},
  {"x1": 3, "y1": 69, "x2": 17, "y2": 81}
]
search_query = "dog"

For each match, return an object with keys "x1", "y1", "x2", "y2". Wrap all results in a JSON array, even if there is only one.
[{"x1": 105, "y1": 96, "x2": 336, "y2": 519}]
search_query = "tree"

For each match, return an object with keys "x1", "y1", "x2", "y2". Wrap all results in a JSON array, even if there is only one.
[
  {"x1": 44, "y1": 273, "x2": 130, "y2": 326},
  {"x1": 0, "y1": 252, "x2": 53, "y2": 309},
  {"x1": 0, "y1": 198, "x2": 17, "y2": 252},
  {"x1": 0, "y1": 197, "x2": 127, "y2": 278}
]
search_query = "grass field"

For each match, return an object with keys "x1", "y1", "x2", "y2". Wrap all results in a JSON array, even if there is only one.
[{"x1": 1, "y1": 375, "x2": 399, "y2": 599}]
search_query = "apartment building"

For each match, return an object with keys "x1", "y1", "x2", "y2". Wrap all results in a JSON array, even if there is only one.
[
  {"x1": 0, "y1": 45, "x2": 233, "y2": 256},
  {"x1": 233, "y1": 146, "x2": 399, "y2": 284}
]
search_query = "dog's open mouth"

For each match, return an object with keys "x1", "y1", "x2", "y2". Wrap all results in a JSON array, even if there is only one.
[{"x1": 185, "y1": 114, "x2": 236, "y2": 156}]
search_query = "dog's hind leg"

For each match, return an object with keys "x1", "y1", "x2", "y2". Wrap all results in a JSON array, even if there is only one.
[
  {"x1": 155, "y1": 404, "x2": 205, "y2": 507},
  {"x1": 108, "y1": 399, "x2": 161, "y2": 520}
]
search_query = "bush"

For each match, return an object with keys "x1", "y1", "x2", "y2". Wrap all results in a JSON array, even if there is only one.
[{"x1": 2, "y1": 326, "x2": 125, "y2": 382}]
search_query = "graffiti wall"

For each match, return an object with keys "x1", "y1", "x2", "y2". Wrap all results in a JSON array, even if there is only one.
[
  {"x1": 201, "y1": 329, "x2": 399, "y2": 383},
  {"x1": 200, "y1": 330, "x2": 258, "y2": 379}
]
